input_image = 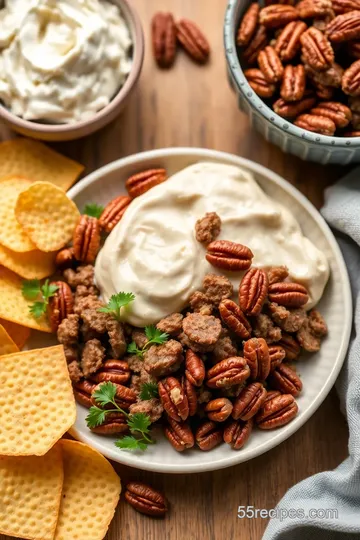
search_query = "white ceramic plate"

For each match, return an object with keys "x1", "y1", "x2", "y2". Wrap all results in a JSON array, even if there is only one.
[{"x1": 43, "y1": 148, "x2": 352, "y2": 473}]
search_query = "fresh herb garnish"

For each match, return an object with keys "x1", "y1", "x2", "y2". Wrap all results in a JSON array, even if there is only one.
[
  {"x1": 127, "y1": 325, "x2": 169, "y2": 358},
  {"x1": 22, "y1": 279, "x2": 59, "y2": 318},
  {"x1": 98, "y1": 292, "x2": 135, "y2": 321},
  {"x1": 86, "y1": 382, "x2": 155, "y2": 451},
  {"x1": 139, "y1": 381, "x2": 159, "y2": 400},
  {"x1": 83, "y1": 203, "x2": 104, "y2": 219}
]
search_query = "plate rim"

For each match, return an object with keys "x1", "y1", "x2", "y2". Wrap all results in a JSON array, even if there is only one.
[{"x1": 68, "y1": 147, "x2": 352, "y2": 473}]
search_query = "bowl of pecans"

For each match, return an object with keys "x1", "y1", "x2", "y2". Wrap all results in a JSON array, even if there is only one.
[
  {"x1": 224, "y1": 0, "x2": 360, "y2": 164},
  {"x1": 52, "y1": 147, "x2": 351, "y2": 473}
]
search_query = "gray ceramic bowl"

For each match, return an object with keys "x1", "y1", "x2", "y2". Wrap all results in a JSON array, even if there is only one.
[
  {"x1": 0, "y1": 0, "x2": 144, "y2": 142},
  {"x1": 224, "y1": 0, "x2": 360, "y2": 164}
]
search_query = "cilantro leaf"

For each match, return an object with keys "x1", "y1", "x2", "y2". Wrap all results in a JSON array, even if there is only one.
[
  {"x1": 127, "y1": 341, "x2": 143, "y2": 357},
  {"x1": 98, "y1": 292, "x2": 135, "y2": 321},
  {"x1": 128, "y1": 413, "x2": 151, "y2": 435},
  {"x1": 145, "y1": 325, "x2": 169, "y2": 345},
  {"x1": 83, "y1": 203, "x2": 105, "y2": 219},
  {"x1": 115, "y1": 436, "x2": 147, "y2": 451},
  {"x1": 86, "y1": 406, "x2": 108, "y2": 429},
  {"x1": 22, "y1": 279, "x2": 41, "y2": 300},
  {"x1": 139, "y1": 382, "x2": 159, "y2": 401},
  {"x1": 29, "y1": 302, "x2": 47, "y2": 318},
  {"x1": 41, "y1": 279, "x2": 59, "y2": 302},
  {"x1": 92, "y1": 382, "x2": 117, "y2": 407}
]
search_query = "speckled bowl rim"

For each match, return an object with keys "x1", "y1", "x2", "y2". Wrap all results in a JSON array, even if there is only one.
[
  {"x1": 0, "y1": 0, "x2": 144, "y2": 137},
  {"x1": 224, "y1": 0, "x2": 360, "y2": 149}
]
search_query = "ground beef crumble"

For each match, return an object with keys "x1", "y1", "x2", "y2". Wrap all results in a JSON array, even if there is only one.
[
  {"x1": 297, "y1": 319, "x2": 321, "y2": 352},
  {"x1": 63, "y1": 265, "x2": 96, "y2": 289},
  {"x1": 63, "y1": 344, "x2": 79, "y2": 364},
  {"x1": 189, "y1": 291, "x2": 213, "y2": 315},
  {"x1": 130, "y1": 368, "x2": 157, "y2": 394},
  {"x1": 308, "y1": 309, "x2": 328, "y2": 337},
  {"x1": 252, "y1": 313, "x2": 282, "y2": 343},
  {"x1": 81, "y1": 338, "x2": 105, "y2": 377},
  {"x1": 67, "y1": 360, "x2": 83, "y2": 383},
  {"x1": 182, "y1": 313, "x2": 222, "y2": 348},
  {"x1": 203, "y1": 273, "x2": 233, "y2": 305},
  {"x1": 267, "y1": 266, "x2": 289, "y2": 285},
  {"x1": 156, "y1": 313, "x2": 183, "y2": 336},
  {"x1": 106, "y1": 318, "x2": 127, "y2": 358},
  {"x1": 195, "y1": 212, "x2": 221, "y2": 244},
  {"x1": 268, "y1": 303, "x2": 307, "y2": 333},
  {"x1": 129, "y1": 399, "x2": 164, "y2": 423},
  {"x1": 131, "y1": 329, "x2": 148, "y2": 349},
  {"x1": 57, "y1": 314, "x2": 79, "y2": 346},
  {"x1": 211, "y1": 334, "x2": 237, "y2": 362},
  {"x1": 144, "y1": 339, "x2": 183, "y2": 377}
]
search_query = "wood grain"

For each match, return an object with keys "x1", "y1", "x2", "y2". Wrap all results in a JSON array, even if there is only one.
[{"x1": 0, "y1": 0, "x2": 349, "y2": 539}]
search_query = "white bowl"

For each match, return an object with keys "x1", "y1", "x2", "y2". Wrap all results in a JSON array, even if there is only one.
[{"x1": 61, "y1": 148, "x2": 351, "y2": 473}]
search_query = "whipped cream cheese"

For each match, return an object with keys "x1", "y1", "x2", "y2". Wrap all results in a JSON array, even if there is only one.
[
  {"x1": 0, "y1": 0, "x2": 132, "y2": 123},
  {"x1": 95, "y1": 162, "x2": 329, "y2": 327}
]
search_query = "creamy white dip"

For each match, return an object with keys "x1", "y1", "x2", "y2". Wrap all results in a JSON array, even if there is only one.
[
  {"x1": 95, "y1": 162, "x2": 330, "y2": 327},
  {"x1": 0, "y1": 0, "x2": 132, "y2": 123}
]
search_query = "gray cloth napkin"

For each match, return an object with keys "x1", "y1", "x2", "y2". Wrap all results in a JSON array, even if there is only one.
[{"x1": 263, "y1": 168, "x2": 360, "y2": 540}]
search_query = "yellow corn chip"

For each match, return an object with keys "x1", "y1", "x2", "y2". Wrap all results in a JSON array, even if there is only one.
[
  {"x1": 0, "y1": 267, "x2": 51, "y2": 332},
  {"x1": 0, "y1": 324, "x2": 19, "y2": 355},
  {"x1": 0, "y1": 444, "x2": 63, "y2": 540},
  {"x1": 15, "y1": 181, "x2": 80, "y2": 252},
  {"x1": 0, "y1": 176, "x2": 36, "y2": 252},
  {"x1": 0, "y1": 319, "x2": 31, "y2": 349},
  {"x1": 54, "y1": 440, "x2": 121, "y2": 540},
  {"x1": 0, "y1": 138, "x2": 84, "y2": 191},
  {"x1": 0, "y1": 345, "x2": 76, "y2": 456},
  {"x1": 0, "y1": 243, "x2": 56, "y2": 279}
]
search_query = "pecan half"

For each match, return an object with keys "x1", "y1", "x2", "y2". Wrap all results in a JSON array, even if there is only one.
[
  {"x1": 268, "y1": 344, "x2": 286, "y2": 371},
  {"x1": 206, "y1": 240, "x2": 253, "y2": 271},
  {"x1": 164, "y1": 417, "x2": 195, "y2": 451},
  {"x1": 237, "y1": 3, "x2": 260, "y2": 46},
  {"x1": 313, "y1": 81, "x2": 335, "y2": 99},
  {"x1": 258, "y1": 46, "x2": 284, "y2": 83},
  {"x1": 99, "y1": 196, "x2": 132, "y2": 233},
  {"x1": 256, "y1": 393, "x2": 298, "y2": 429},
  {"x1": 73, "y1": 215, "x2": 101, "y2": 264},
  {"x1": 91, "y1": 412, "x2": 128, "y2": 434},
  {"x1": 239, "y1": 268, "x2": 268, "y2": 316},
  {"x1": 126, "y1": 168, "x2": 167, "y2": 198},
  {"x1": 100, "y1": 383, "x2": 137, "y2": 410},
  {"x1": 305, "y1": 62, "x2": 343, "y2": 87},
  {"x1": 205, "y1": 398, "x2": 233, "y2": 422},
  {"x1": 73, "y1": 380, "x2": 96, "y2": 408},
  {"x1": 91, "y1": 360, "x2": 130, "y2": 385},
  {"x1": 260, "y1": 5, "x2": 299, "y2": 28},
  {"x1": 158, "y1": 376, "x2": 189, "y2": 421},
  {"x1": 278, "y1": 332, "x2": 301, "y2": 360},
  {"x1": 125, "y1": 482, "x2": 168, "y2": 517},
  {"x1": 181, "y1": 376, "x2": 198, "y2": 417},
  {"x1": 342, "y1": 59, "x2": 360, "y2": 95},
  {"x1": 219, "y1": 299, "x2": 252, "y2": 339},
  {"x1": 196, "y1": 420, "x2": 223, "y2": 451},
  {"x1": 232, "y1": 382, "x2": 267, "y2": 420},
  {"x1": 206, "y1": 357, "x2": 250, "y2": 389},
  {"x1": 275, "y1": 21, "x2": 307, "y2": 61},
  {"x1": 152, "y1": 12, "x2": 177, "y2": 68},
  {"x1": 48, "y1": 281, "x2": 74, "y2": 333},
  {"x1": 268, "y1": 282, "x2": 309, "y2": 307},
  {"x1": 333, "y1": 0, "x2": 360, "y2": 13},
  {"x1": 326, "y1": 10, "x2": 360, "y2": 42},
  {"x1": 244, "y1": 68, "x2": 276, "y2": 98},
  {"x1": 55, "y1": 247, "x2": 76, "y2": 270},
  {"x1": 185, "y1": 349, "x2": 206, "y2": 387},
  {"x1": 281, "y1": 64, "x2": 306, "y2": 101},
  {"x1": 176, "y1": 19, "x2": 210, "y2": 64},
  {"x1": 300, "y1": 27, "x2": 334, "y2": 70},
  {"x1": 273, "y1": 95, "x2": 316, "y2": 118},
  {"x1": 223, "y1": 418, "x2": 253, "y2": 450},
  {"x1": 297, "y1": 0, "x2": 333, "y2": 18},
  {"x1": 243, "y1": 338, "x2": 271, "y2": 381},
  {"x1": 243, "y1": 25, "x2": 268, "y2": 64},
  {"x1": 268, "y1": 364, "x2": 303, "y2": 396},
  {"x1": 310, "y1": 101, "x2": 352, "y2": 126}
]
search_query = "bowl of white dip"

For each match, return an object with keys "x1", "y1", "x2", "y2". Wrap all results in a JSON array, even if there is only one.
[
  {"x1": 0, "y1": 0, "x2": 144, "y2": 141},
  {"x1": 58, "y1": 148, "x2": 351, "y2": 473}
]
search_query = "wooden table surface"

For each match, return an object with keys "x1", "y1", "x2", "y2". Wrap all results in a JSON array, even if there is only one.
[{"x1": 0, "y1": 1, "x2": 350, "y2": 539}]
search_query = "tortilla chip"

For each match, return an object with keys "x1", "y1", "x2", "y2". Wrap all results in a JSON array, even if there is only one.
[
  {"x1": 0, "y1": 345, "x2": 76, "y2": 456},
  {"x1": 0, "y1": 266, "x2": 51, "y2": 332},
  {"x1": 54, "y1": 440, "x2": 121, "y2": 540},
  {"x1": 0, "y1": 319, "x2": 31, "y2": 349},
  {"x1": 0, "y1": 324, "x2": 19, "y2": 355},
  {"x1": 0, "y1": 176, "x2": 36, "y2": 252},
  {"x1": 0, "y1": 138, "x2": 84, "y2": 191},
  {"x1": 0, "y1": 243, "x2": 56, "y2": 279},
  {"x1": 0, "y1": 444, "x2": 63, "y2": 540},
  {"x1": 15, "y1": 181, "x2": 80, "y2": 252}
]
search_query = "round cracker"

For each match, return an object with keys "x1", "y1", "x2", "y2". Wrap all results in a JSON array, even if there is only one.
[{"x1": 15, "y1": 182, "x2": 80, "y2": 252}]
